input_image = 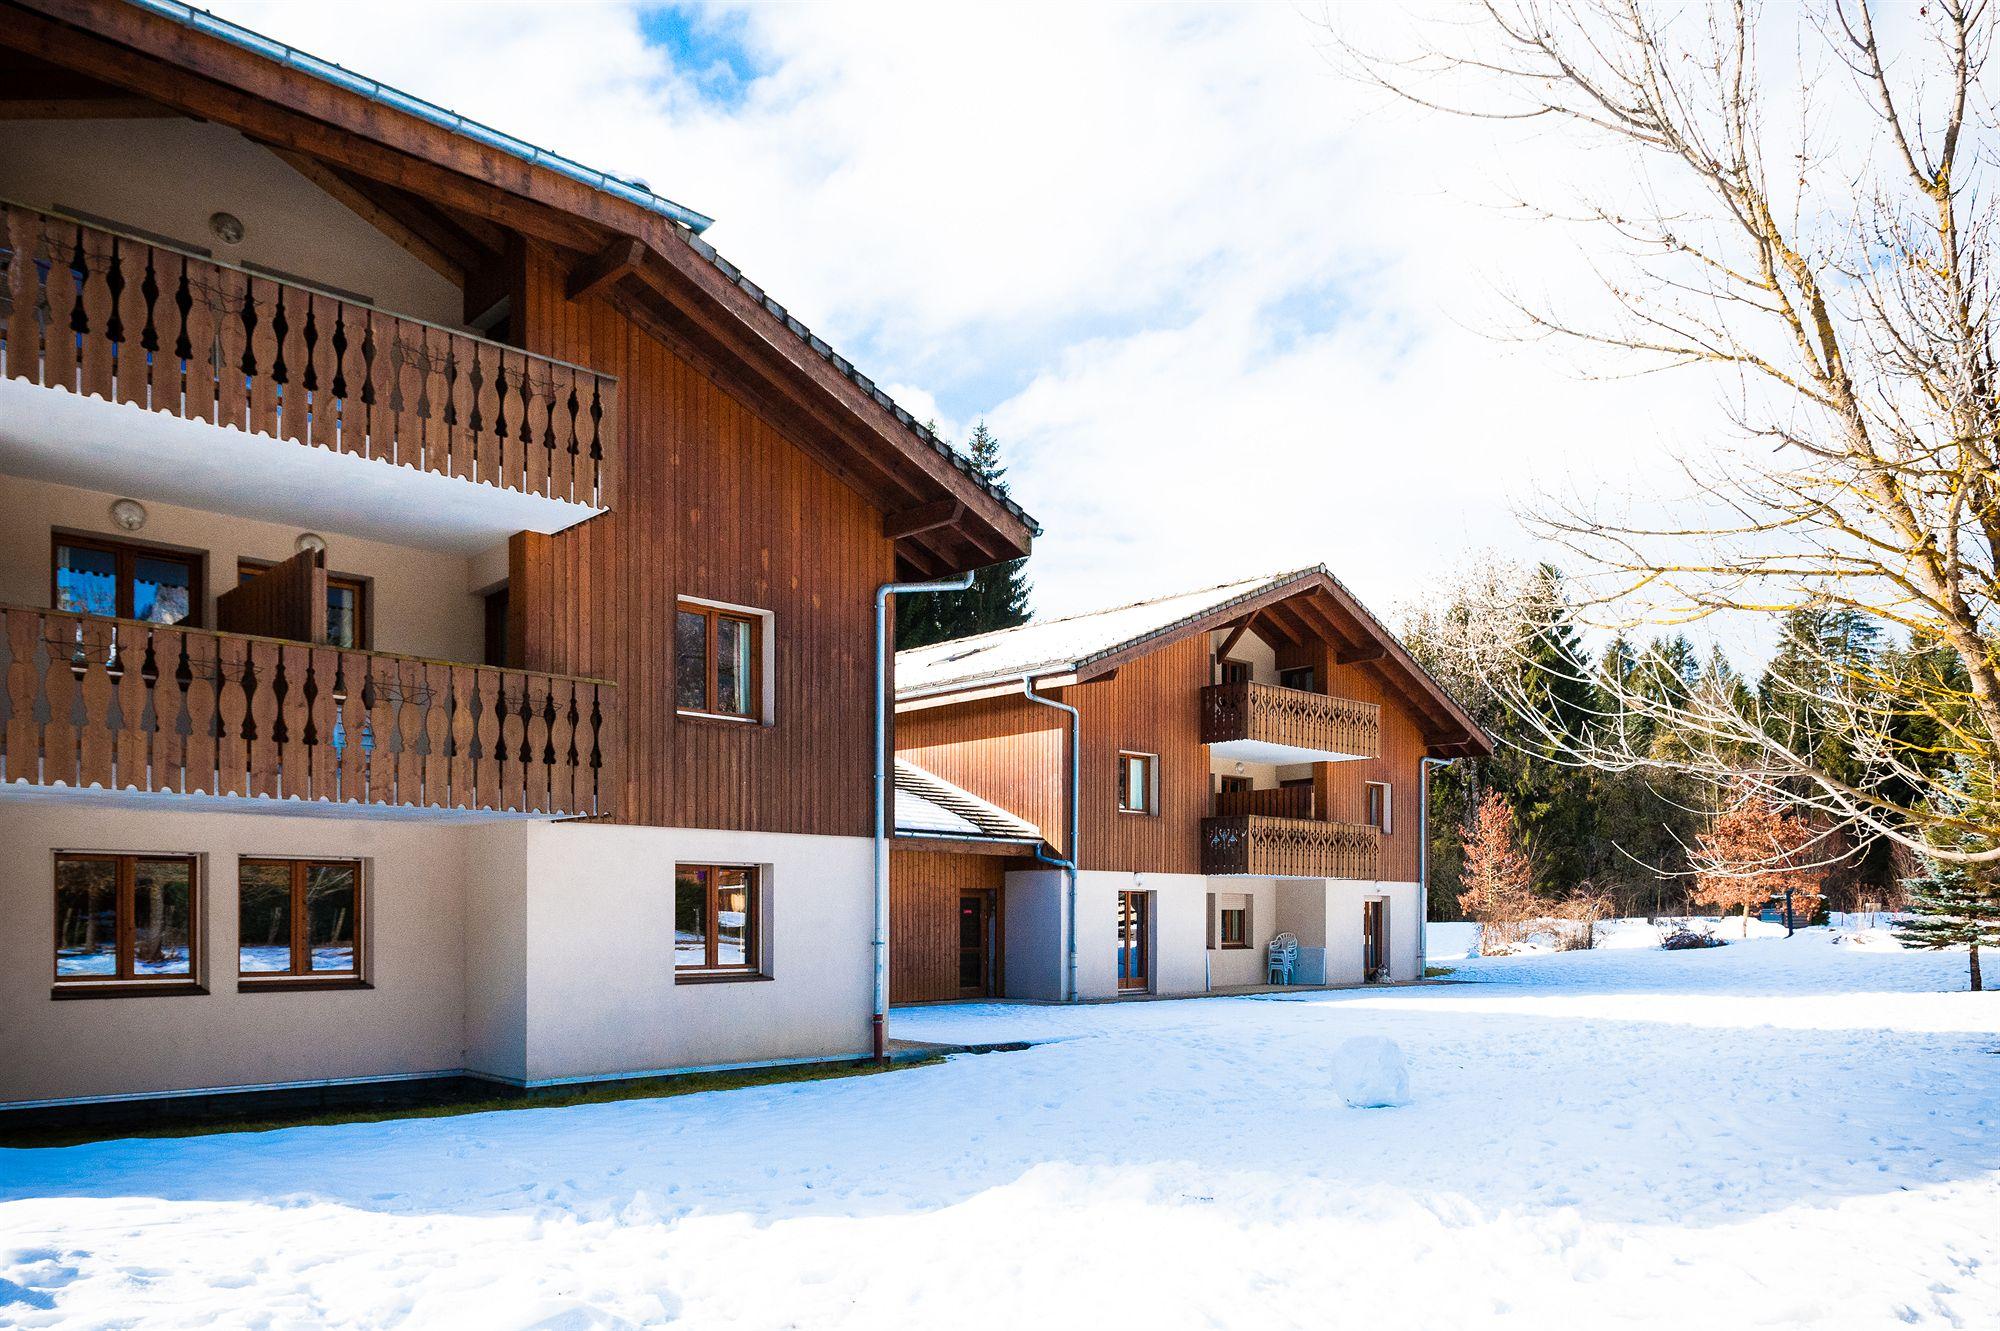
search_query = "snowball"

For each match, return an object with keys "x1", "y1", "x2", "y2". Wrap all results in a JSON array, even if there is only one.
[{"x1": 1332, "y1": 1036, "x2": 1409, "y2": 1108}]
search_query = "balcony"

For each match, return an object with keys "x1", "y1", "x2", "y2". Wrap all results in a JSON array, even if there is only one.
[
  {"x1": 0, "y1": 200, "x2": 616, "y2": 551},
  {"x1": 1201, "y1": 814, "x2": 1379, "y2": 879},
  {"x1": 0, "y1": 605, "x2": 615, "y2": 818},
  {"x1": 1200, "y1": 680, "x2": 1380, "y2": 765},
  {"x1": 1212, "y1": 783, "x2": 1316, "y2": 820}
]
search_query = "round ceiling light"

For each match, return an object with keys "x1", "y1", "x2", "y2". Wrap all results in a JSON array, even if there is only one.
[
  {"x1": 110, "y1": 497, "x2": 147, "y2": 532},
  {"x1": 208, "y1": 211, "x2": 245, "y2": 245}
]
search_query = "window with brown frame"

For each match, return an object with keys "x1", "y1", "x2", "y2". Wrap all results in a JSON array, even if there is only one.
[
  {"x1": 53, "y1": 533, "x2": 203, "y2": 627},
  {"x1": 1116, "y1": 751, "x2": 1159, "y2": 815},
  {"x1": 1365, "y1": 781, "x2": 1393, "y2": 834},
  {"x1": 238, "y1": 858, "x2": 363, "y2": 982},
  {"x1": 54, "y1": 852, "x2": 199, "y2": 989},
  {"x1": 240, "y1": 559, "x2": 370, "y2": 649},
  {"x1": 1219, "y1": 907, "x2": 1249, "y2": 948},
  {"x1": 675, "y1": 601, "x2": 762, "y2": 720},
  {"x1": 1220, "y1": 658, "x2": 1253, "y2": 685},
  {"x1": 674, "y1": 864, "x2": 760, "y2": 975}
]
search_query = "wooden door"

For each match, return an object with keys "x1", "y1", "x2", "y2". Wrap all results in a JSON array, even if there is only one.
[
  {"x1": 957, "y1": 891, "x2": 999, "y2": 997},
  {"x1": 1363, "y1": 898, "x2": 1388, "y2": 982},
  {"x1": 1116, "y1": 891, "x2": 1151, "y2": 992}
]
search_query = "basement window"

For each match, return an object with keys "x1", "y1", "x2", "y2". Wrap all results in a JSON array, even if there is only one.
[
  {"x1": 238, "y1": 859, "x2": 363, "y2": 985},
  {"x1": 54, "y1": 852, "x2": 200, "y2": 994},
  {"x1": 675, "y1": 864, "x2": 762, "y2": 978}
]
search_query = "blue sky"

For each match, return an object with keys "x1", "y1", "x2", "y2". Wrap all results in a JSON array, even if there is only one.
[{"x1": 218, "y1": 0, "x2": 1714, "y2": 623}]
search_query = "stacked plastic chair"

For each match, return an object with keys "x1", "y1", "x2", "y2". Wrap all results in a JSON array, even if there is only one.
[{"x1": 1267, "y1": 932, "x2": 1300, "y2": 985}]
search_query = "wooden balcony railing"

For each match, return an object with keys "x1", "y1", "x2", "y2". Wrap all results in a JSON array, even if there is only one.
[
  {"x1": 0, "y1": 606, "x2": 615, "y2": 817},
  {"x1": 1212, "y1": 784, "x2": 1316, "y2": 820},
  {"x1": 1200, "y1": 680, "x2": 1380, "y2": 760},
  {"x1": 0, "y1": 201, "x2": 616, "y2": 508},
  {"x1": 1201, "y1": 814, "x2": 1380, "y2": 879}
]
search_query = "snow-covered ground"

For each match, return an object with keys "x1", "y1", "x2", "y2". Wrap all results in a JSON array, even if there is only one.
[{"x1": 4, "y1": 931, "x2": 1997, "y2": 1329}]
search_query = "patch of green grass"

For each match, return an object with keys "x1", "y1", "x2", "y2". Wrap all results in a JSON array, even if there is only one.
[
  {"x1": 1, "y1": 1055, "x2": 942, "y2": 1150},
  {"x1": 1422, "y1": 965, "x2": 1456, "y2": 979}
]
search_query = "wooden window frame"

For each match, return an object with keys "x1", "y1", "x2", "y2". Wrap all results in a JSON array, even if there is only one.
[
  {"x1": 51, "y1": 530, "x2": 207, "y2": 627},
  {"x1": 674, "y1": 862, "x2": 763, "y2": 979},
  {"x1": 1116, "y1": 750, "x2": 1159, "y2": 816},
  {"x1": 236, "y1": 857, "x2": 365, "y2": 988},
  {"x1": 1365, "y1": 781, "x2": 1393, "y2": 834},
  {"x1": 51, "y1": 851, "x2": 203, "y2": 995},
  {"x1": 239, "y1": 558, "x2": 372, "y2": 649},
  {"x1": 1220, "y1": 658, "x2": 1254, "y2": 685},
  {"x1": 1219, "y1": 905, "x2": 1250, "y2": 949},
  {"x1": 676, "y1": 600, "x2": 765, "y2": 722}
]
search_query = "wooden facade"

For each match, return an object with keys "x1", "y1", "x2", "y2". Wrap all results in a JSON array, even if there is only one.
[
  {"x1": 889, "y1": 847, "x2": 1007, "y2": 1004},
  {"x1": 896, "y1": 584, "x2": 1490, "y2": 884},
  {"x1": 0, "y1": 1, "x2": 1037, "y2": 834}
]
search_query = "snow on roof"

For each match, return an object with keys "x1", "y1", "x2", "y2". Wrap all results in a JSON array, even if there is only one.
[
  {"x1": 894, "y1": 759, "x2": 1043, "y2": 843},
  {"x1": 897, "y1": 569, "x2": 1313, "y2": 697}
]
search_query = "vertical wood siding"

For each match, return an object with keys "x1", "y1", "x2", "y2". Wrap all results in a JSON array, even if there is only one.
[
  {"x1": 889, "y1": 847, "x2": 1006, "y2": 1003},
  {"x1": 897, "y1": 696, "x2": 1067, "y2": 851},
  {"x1": 1071, "y1": 634, "x2": 1210, "y2": 875},
  {"x1": 514, "y1": 244, "x2": 894, "y2": 834}
]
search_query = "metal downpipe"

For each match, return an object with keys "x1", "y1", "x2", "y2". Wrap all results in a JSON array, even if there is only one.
[
  {"x1": 1022, "y1": 677, "x2": 1081, "y2": 1003},
  {"x1": 872, "y1": 571, "x2": 974, "y2": 1060}
]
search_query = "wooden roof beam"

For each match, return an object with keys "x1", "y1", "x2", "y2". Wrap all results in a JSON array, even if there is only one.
[
  {"x1": 566, "y1": 236, "x2": 645, "y2": 302},
  {"x1": 883, "y1": 497, "x2": 963, "y2": 542},
  {"x1": 270, "y1": 148, "x2": 466, "y2": 283},
  {"x1": 1213, "y1": 611, "x2": 1259, "y2": 663}
]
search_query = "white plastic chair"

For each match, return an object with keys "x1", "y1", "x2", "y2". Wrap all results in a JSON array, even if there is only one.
[{"x1": 1267, "y1": 931, "x2": 1299, "y2": 985}]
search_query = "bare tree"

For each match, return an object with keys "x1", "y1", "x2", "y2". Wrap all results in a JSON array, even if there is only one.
[{"x1": 1335, "y1": 1, "x2": 2000, "y2": 865}]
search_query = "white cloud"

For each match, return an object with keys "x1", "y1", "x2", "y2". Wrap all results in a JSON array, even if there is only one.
[{"x1": 212, "y1": 0, "x2": 1737, "y2": 620}]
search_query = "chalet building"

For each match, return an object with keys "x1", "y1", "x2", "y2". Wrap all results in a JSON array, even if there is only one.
[
  {"x1": 0, "y1": 0, "x2": 1035, "y2": 1111},
  {"x1": 890, "y1": 569, "x2": 1492, "y2": 1004}
]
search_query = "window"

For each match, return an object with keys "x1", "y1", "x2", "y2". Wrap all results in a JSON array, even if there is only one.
[
  {"x1": 676, "y1": 601, "x2": 761, "y2": 719},
  {"x1": 54, "y1": 853, "x2": 198, "y2": 988},
  {"x1": 240, "y1": 560, "x2": 369, "y2": 649},
  {"x1": 1365, "y1": 781, "x2": 1393, "y2": 834},
  {"x1": 675, "y1": 864, "x2": 760, "y2": 975},
  {"x1": 1210, "y1": 891, "x2": 1252, "y2": 950},
  {"x1": 54, "y1": 534, "x2": 202, "y2": 626},
  {"x1": 1279, "y1": 666, "x2": 1317, "y2": 692},
  {"x1": 1220, "y1": 658, "x2": 1253, "y2": 685},
  {"x1": 238, "y1": 859, "x2": 362, "y2": 982},
  {"x1": 1117, "y1": 751, "x2": 1158, "y2": 815}
]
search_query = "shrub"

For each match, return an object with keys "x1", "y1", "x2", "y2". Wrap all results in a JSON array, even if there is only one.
[{"x1": 1660, "y1": 920, "x2": 1724, "y2": 950}]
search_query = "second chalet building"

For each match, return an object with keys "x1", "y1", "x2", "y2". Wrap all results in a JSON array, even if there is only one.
[
  {"x1": 0, "y1": 0, "x2": 1033, "y2": 1112},
  {"x1": 890, "y1": 570, "x2": 1491, "y2": 1003}
]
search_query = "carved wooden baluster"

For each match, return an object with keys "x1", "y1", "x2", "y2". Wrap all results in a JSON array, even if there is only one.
[
  {"x1": 471, "y1": 669, "x2": 500, "y2": 810},
  {"x1": 276, "y1": 640, "x2": 313, "y2": 797},
  {"x1": 41, "y1": 221, "x2": 82, "y2": 393},
  {"x1": 3, "y1": 206, "x2": 51, "y2": 383},
  {"x1": 114, "y1": 235, "x2": 152, "y2": 408},
  {"x1": 176, "y1": 254, "x2": 217, "y2": 424},
  {"x1": 365, "y1": 658, "x2": 397, "y2": 805},
  {"x1": 246, "y1": 276, "x2": 282, "y2": 439},
  {"x1": 390, "y1": 662, "x2": 422, "y2": 808},
  {"x1": 308, "y1": 292, "x2": 340, "y2": 451},
  {"x1": 3, "y1": 610, "x2": 43, "y2": 785},
  {"x1": 329, "y1": 649, "x2": 363, "y2": 804},
  {"x1": 114, "y1": 622, "x2": 152, "y2": 789},
  {"x1": 549, "y1": 371, "x2": 577, "y2": 505},
  {"x1": 211, "y1": 638, "x2": 249, "y2": 796},
  {"x1": 278, "y1": 286, "x2": 312, "y2": 445},
  {"x1": 546, "y1": 677, "x2": 575, "y2": 813},
  {"x1": 150, "y1": 626, "x2": 187, "y2": 793},
  {"x1": 448, "y1": 664, "x2": 476, "y2": 809},
  {"x1": 525, "y1": 675, "x2": 553, "y2": 814},
  {"x1": 421, "y1": 660, "x2": 451, "y2": 807},
  {"x1": 568, "y1": 682, "x2": 597, "y2": 815},
  {"x1": 182, "y1": 632, "x2": 219, "y2": 794},
  {"x1": 446, "y1": 337, "x2": 475, "y2": 482},
  {"x1": 497, "y1": 674, "x2": 525, "y2": 810},
  {"x1": 214, "y1": 267, "x2": 252, "y2": 430},
  {"x1": 77, "y1": 228, "x2": 117, "y2": 401},
  {"x1": 42, "y1": 612, "x2": 84, "y2": 788}
]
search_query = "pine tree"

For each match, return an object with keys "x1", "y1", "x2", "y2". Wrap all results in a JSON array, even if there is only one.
[
  {"x1": 1899, "y1": 858, "x2": 2000, "y2": 990},
  {"x1": 895, "y1": 421, "x2": 1033, "y2": 650},
  {"x1": 1896, "y1": 767, "x2": 2000, "y2": 991}
]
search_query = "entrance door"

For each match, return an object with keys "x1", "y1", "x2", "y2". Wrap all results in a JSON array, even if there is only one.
[
  {"x1": 1362, "y1": 898, "x2": 1388, "y2": 982},
  {"x1": 957, "y1": 892, "x2": 997, "y2": 997},
  {"x1": 1116, "y1": 891, "x2": 1151, "y2": 992}
]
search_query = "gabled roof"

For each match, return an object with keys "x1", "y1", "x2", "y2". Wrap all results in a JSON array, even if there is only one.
[
  {"x1": 894, "y1": 759, "x2": 1044, "y2": 843},
  {"x1": 7, "y1": 0, "x2": 1035, "y2": 575},
  {"x1": 897, "y1": 566, "x2": 1494, "y2": 759}
]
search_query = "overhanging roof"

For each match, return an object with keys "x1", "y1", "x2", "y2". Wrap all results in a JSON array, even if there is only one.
[{"x1": 897, "y1": 566, "x2": 1495, "y2": 759}]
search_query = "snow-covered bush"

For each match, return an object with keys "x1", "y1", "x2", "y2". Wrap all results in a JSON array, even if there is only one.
[
  {"x1": 1332, "y1": 1036, "x2": 1409, "y2": 1108},
  {"x1": 1660, "y1": 920, "x2": 1723, "y2": 950}
]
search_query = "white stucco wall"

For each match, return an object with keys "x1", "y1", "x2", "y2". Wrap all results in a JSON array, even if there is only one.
[
  {"x1": 500, "y1": 823, "x2": 876, "y2": 1083},
  {"x1": 0, "y1": 800, "x2": 470, "y2": 1105}
]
